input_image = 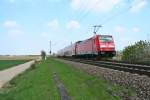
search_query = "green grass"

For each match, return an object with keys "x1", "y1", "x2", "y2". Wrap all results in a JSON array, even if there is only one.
[
  {"x1": 0, "y1": 58, "x2": 134, "y2": 100},
  {"x1": 49, "y1": 58, "x2": 122, "y2": 100},
  {"x1": 0, "y1": 60, "x2": 30, "y2": 70},
  {"x1": 0, "y1": 60, "x2": 60, "y2": 100}
]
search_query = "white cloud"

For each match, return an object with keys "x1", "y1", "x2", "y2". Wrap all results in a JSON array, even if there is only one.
[
  {"x1": 3, "y1": 20, "x2": 18, "y2": 29},
  {"x1": 7, "y1": 29, "x2": 24, "y2": 37},
  {"x1": 48, "y1": 19, "x2": 59, "y2": 30},
  {"x1": 71, "y1": 0, "x2": 122, "y2": 13},
  {"x1": 66, "y1": 20, "x2": 80, "y2": 30},
  {"x1": 115, "y1": 26, "x2": 125, "y2": 33},
  {"x1": 3, "y1": 20, "x2": 24, "y2": 38},
  {"x1": 130, "y1": 0, "x2": 147, "y2": 12},
  {"x1": 132, "y1": 27, "x2": 140, "y2": 33}
]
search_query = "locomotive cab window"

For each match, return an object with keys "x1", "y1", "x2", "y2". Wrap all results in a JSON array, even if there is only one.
[{"x1": 100, "y1": 36, "x2": 113, "y2": 42}]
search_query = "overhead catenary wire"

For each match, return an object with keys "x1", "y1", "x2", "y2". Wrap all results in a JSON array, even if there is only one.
[
  {"x1": 92, "y1": 0, "x2": 135, "y2": 34},
  {"x1": 77, "y1": 0, "x2": 129, "y2": 34},
  {"x1": 74, "y1": 0, "x2": 89, "y2": 19},
  {"x1": 70, "y1": 0, "x2": 89, "y2": 22},
  {"x1": 78, "y1": 0, "x2": 125, "y2": 23},
  {"x1": 70, "y1": 0, "x2": 125, "y2": 36},
  {"x1": 83, "y1": 0, "x2": 134, "y2": 27},
  {"x1": 99, "y1": 0, "x2": 141, "y2": 26},
  {"x1": 69, "y1": 0, "x2": 138, "y2": 40},
  {"x1": 100, "y1": 5, "x2": 133, "y2": 26},
  {"x1": 77, "y1": 0, "x2": 100, "y2": 22}
]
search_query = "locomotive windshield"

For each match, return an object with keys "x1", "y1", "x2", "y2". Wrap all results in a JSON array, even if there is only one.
[{"x1": 100, "y1": 36, "x2": 113, "y2": 42}]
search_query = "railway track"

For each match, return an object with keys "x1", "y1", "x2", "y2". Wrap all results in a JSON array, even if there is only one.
[{"x1": 61, "y1": 58, "x2": 150, "y2": 77}]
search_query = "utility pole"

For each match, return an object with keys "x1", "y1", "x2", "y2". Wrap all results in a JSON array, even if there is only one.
[
  {"x1": 49, "y1": 41, "x2": 51, "y2": 55},
  {"x1": 93, "y1": 25, "x2": 102, "y2": 35}
]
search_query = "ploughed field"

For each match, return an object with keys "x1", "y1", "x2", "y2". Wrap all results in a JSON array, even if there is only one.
[
  {"x1": 0, "y1": 60, "x2": 30, "y2": 70},
  {"x1": 0, "y1": 58, "x2": 135, "y2": 100}
]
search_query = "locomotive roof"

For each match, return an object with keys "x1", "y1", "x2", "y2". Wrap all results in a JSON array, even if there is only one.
[
  {"x1": 98, "y1": 34, "x2": 112, "y2": 36},
  {"x1": 76, "y1": 41, "x2": 82, "y2": 43},
  {"x1": 75, "y1": 34, "x2": 113, "y2": 44}
]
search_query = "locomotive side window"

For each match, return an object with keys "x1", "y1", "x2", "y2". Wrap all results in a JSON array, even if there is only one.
[{"x1": 100, "y1": 36, "x2": 113, "y2": 42}]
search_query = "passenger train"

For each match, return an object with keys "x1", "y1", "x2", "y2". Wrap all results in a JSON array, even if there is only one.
[{"x1": 57, "y1": 34, "x2": 116, "y2": 58}]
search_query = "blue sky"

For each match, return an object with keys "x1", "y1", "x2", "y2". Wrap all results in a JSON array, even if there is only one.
[{"x1": 0, "y1": 0, "x2": 149, "y2": 55}]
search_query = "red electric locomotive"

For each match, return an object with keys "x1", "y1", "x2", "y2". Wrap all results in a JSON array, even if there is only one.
[{"x1": 57, "y1": 34, "x2": 116, "y2": 58}]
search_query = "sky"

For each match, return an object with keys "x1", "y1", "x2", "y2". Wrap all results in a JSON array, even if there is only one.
[{"x1": 0, "y1": 0, "x2": 149, "y2": 55}]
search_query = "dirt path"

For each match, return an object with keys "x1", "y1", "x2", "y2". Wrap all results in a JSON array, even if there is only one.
[
  {"x1": 53, "y1": 72, "x2": 71, "y2": 100},
  {"x1": 0, "y1": 60, "x2": 35, "y2": 88}
]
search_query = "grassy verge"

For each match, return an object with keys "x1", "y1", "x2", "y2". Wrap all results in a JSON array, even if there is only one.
[
  {"x1": 0, "y1": 58, "x2": 134, "y2": 100},
  {"x1": 0, "y1": 60, "x2": 60, "y2": 100},
  {"x1": 49, "y1": 58, "x2": 123, "y2": 100},
  {"x1": 0, "y1": 60, "x2": 30, "y2": 71}
]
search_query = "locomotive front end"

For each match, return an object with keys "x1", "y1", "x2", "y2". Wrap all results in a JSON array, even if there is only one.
[{"x1": 98, "y1": 35, "x2": 116, "y2": 57}]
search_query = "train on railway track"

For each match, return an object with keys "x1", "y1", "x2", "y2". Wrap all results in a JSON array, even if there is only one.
[{"x1": 57, "y1": 34, "x2": 116, "y2": 58}]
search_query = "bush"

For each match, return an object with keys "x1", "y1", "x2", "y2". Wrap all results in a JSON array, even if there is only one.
[
  {"x1": 31, "y1": 63, "x2": 36, "y2": 69},
  {"x1": 41, "y1": 50, "x2": 46, "y2": 60},
  {"x1": 122, "y1": 40, "x2": 150, "y2": 63}
]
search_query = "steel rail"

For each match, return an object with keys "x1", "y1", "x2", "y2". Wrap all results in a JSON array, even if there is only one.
[{"x1": 61, "y1": 58, "x2": 150, "y2": 77}]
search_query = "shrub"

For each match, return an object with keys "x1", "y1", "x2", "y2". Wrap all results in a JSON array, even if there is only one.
[
  {"x1": 122, "y1": 40, "x2": 150, "y2": 63},
  {"x1": 41, "y1": 50, "x2": 46, "y2": 60},
  {"x1": 31, "y1": 63, "x2": 36, "y2": 69}
]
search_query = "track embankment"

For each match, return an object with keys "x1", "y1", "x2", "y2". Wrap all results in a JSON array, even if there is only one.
[{"x1": 56, "y1": 58, "x2": 150, "y2": 100}]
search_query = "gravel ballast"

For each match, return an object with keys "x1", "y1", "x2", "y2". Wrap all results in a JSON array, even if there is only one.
[{"x1": 56, "y1": 59, "x2": 150, "y2": 100}]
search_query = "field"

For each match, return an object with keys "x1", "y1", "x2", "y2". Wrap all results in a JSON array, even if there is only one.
[
  {"x1": 0, "y1": 58, "x2": 134, "y2": 100},
  {"x1": 0, "y1": 55, "x2": 40, "y2": 70},
  {"x1": 0, "y1": 60, "x2": 30, "y2": 71},
  {"x1": 0, "y1": 55, "x2": 40, "y2": 60}
]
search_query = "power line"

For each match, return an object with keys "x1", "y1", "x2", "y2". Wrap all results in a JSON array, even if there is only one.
[
  {"x1": 84, "y1": 0, "x2": 134, "y2": 28},
  {"x1": 71, "y1": 0, "x2": 136, "y2": 41},
  {"x1": 99, "y1": 0, "x2": 137, "y2": 26},
  {"x1": 78, "y1": 0, "x2": 100, "y2": 22},
  {"x1": 75, "y1": 0, "x2": 89, "y2": 17},
  {"x1": 79, "y1": 0, "x2": 131, "y2": 35},
  {"x1": 101, "y1": 5, "x2": 132, "y2": 26},
  {"x1": 71, "y1": 0, "x2": 89, "y2": 21},
  {"x1": 78, "y1": 0, "x2": 124, "y2": 23}
]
